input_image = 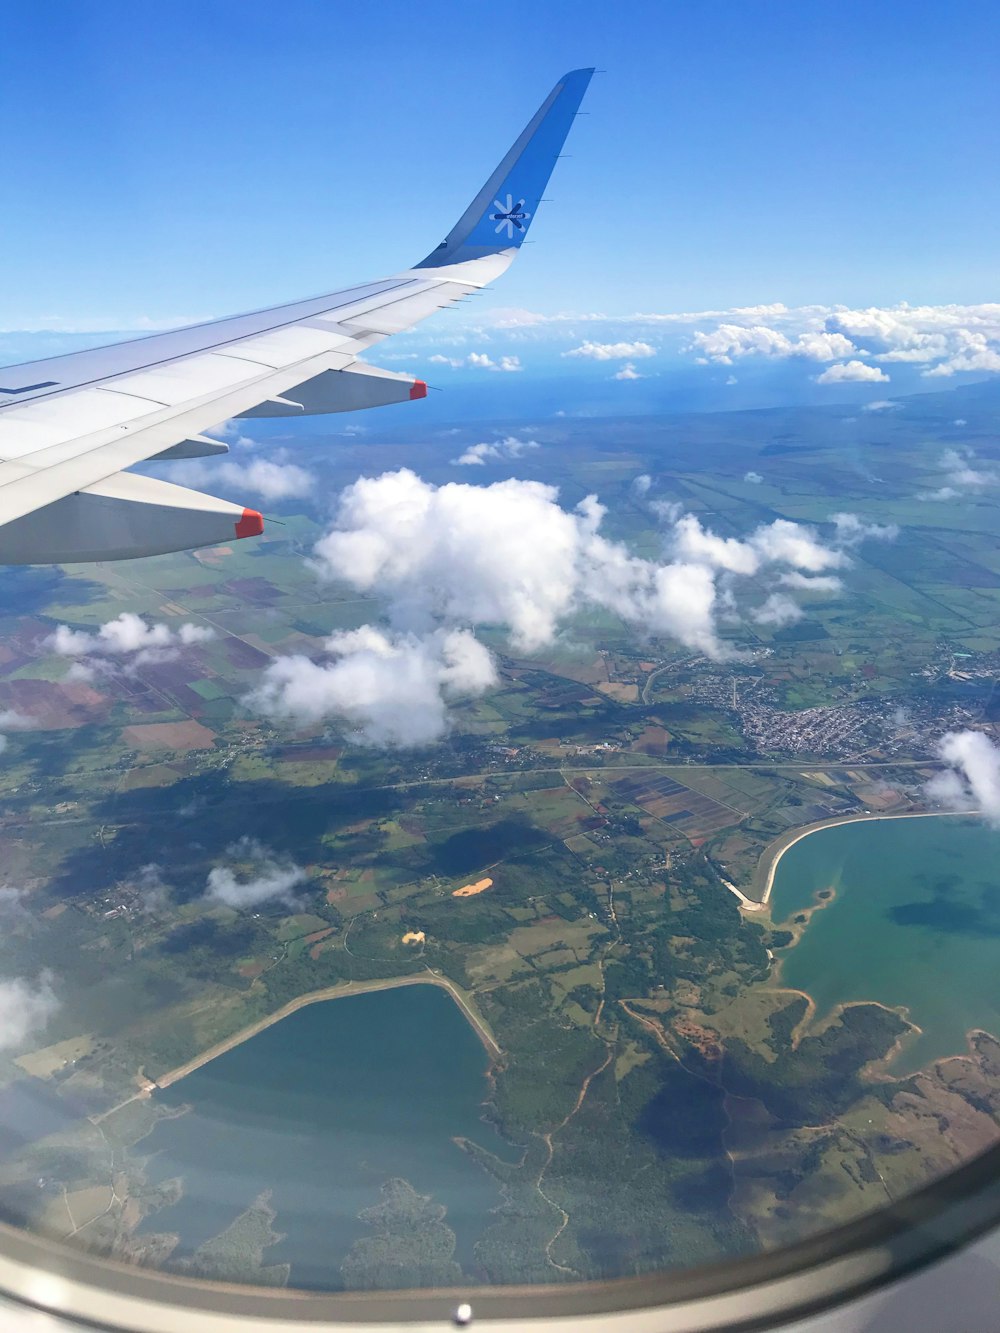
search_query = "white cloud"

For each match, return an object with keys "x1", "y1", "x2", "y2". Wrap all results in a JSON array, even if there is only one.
[
  {"x1": 206, "y1": 837, "x2": 307, "y2": 909},
  {"x1": 310, "y1": 473, "x2": 853, "y2": 654},
  {"x1": 862, "y1": 400, "x2": 899, "y2": 412},
  {"x1": 744, "y1": 471, "x2": 763, "y2": 484},
  {"x1": 563, "y1": 340, "x2": 655, "y2": 361},
  {"x1": 940, "y1": 447, "x2": 995, "y2": 489},
  {"x1": 778, "y1": 572, "x2": 843, "y2": 593},
  {"x1": 926, "y1": 731, "x2": 1000, "y2": 825},
  {"x1": 466, "y1": 352, "x2": 521, "y2": 372},
  {"x1": 478, "y1": 301, "x2": 1000, "y2": 382},
  {"x1": 451, "y1": 436, "x2": 540, "y2": 467},
  {"x1": 921, "y1": 334, "x2": 1000, "y2": 378},
  {"x1": 0, "y1": 710, "x2": 35, "y2": 758},
  {"x1": 247, "y1": 627, "x2": 497, "y2": 747},
  {"x1": 632, "y1": 474, "x2": 653, "y2": 496},
  {"x1": 918, "y1": 448, "x2": 997, "y2": 500},
  {"x1": 831, "y1": 512, "x2": 900, "y2": 545},
  {"x1": 135, "y1": 864, "x2": 170, "y2": 913},
  {"x1": 432, "y1": 352, "x2": 522, "y2": 373},
  {"x1": 47, "y1": 613, "x2": 214, "y2": 670},
  {"x1": 753, "y1": 519, "x2": 850, "y2": 571},
  {"x1": 670, "y1": 515, "x2": 847, "y2": 575},
  {"x1": 751, "y1": 593, "x2": 803, "y2": 627},
  {"x1": 0, "y1": 973, "x2": 58, "y2": 1051},
  {"x1": 171, "y1": 457, "x2": 315, "y2": 501},
  {"x1": 691, "y1": 325, "x2": 859, "y2": 365},
  {"x1": 614, "y1": 363, "x2": 644, "y2": 381},
  {"x1": 671, "y1": 514, "x2": 761, "y2": 575},
  {"x1": 249, "y1": 471, "x2": 907, "y2": 747},
  {"x1": 0, "y1": 710, "x2": 33, "y2": 731},
  {"x1": 816, "y1": 360, "x2": 890, "y2": 384}
]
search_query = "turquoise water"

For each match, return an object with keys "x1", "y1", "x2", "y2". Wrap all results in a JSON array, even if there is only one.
[
  {"x1": 140, "y1": 985, "x2": 509, "y2": 1288},
  {"x1": 770, "y1": 816, "x2": 1000, "y2": 1073}
]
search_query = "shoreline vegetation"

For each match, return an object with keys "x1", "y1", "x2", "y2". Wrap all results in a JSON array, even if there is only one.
[
  {"x1": 154, "y1": 974, "x2": 500, "y2": 1091},
  {"x1": 744, "y1": 807, "x2": 979, "y2": 908}
]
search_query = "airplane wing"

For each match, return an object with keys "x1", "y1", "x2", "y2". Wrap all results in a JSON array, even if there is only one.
[{"x1": 0, "y1": 68, "x2": 593, "y2": 564}]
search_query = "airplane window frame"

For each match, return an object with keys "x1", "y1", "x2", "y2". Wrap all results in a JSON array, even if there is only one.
[{"x1": 0, "y1": 1137, "x2": 998, "y2": 1331}]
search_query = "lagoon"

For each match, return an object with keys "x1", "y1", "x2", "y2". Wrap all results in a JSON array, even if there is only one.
[
  {"x1": 140, "y1": 984, "x2": 508, "y2": 1289},
  {"x1": 769, "y1": 815, "x2": 1000, "y2": 1073}
]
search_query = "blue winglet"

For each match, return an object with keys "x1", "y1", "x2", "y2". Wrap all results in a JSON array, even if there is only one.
[{"x1": 415, "y1": 68, "x2": 594, "y2": 268}]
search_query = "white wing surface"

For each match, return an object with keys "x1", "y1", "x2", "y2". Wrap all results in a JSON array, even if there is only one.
[{"x1": 0, "y1": 68, "x2": 593, "y2": 563}]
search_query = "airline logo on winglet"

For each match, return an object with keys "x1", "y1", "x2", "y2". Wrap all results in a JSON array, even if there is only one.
[{"x1": 491, "y1": 194, "x2": 531, "y2": 238}]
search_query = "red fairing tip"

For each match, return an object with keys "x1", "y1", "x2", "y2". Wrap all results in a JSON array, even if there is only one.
[
  {"x1": 235, "y1": 508, "x2": 264, "y2": 539},
  {"x1": 410, "y1": 379, "x2": 428, "y2": 400}
]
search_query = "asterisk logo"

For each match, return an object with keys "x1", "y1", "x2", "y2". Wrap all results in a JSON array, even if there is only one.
[{"x1": 490, "y1": 193, "x2": 531, "y2": 239}]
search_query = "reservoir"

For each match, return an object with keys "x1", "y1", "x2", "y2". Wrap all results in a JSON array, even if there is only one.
[
  {"x1": 770, "y1": 815, "x2": 1000, "y2": 1073},
  {"x1": 140, "y1": 984, "x2": 508, "y2": 1288}
]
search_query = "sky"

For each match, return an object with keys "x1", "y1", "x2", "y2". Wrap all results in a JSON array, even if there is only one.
[{"x1": 3, "y1": 1, "x2": 1000, "y2": 410}]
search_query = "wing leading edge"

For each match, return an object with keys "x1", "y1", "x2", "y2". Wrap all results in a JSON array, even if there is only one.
[{"x1": 0, "y1": 68, "x2": 594, "y2": 563}]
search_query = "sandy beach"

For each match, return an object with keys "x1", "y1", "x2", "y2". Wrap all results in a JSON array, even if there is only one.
[
  {"x1": 155, "y1": 973, "x2": 500, "y2": 1089},
  {"x1": 749, "y1": 807, "x2": 978, "y2": 907}
]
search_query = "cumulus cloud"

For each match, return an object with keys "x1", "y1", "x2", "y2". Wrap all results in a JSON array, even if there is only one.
[
  {"x1": 563, "y1": 340, "x2": 655, "y2": 361},
  {"x1": 614, "y1": 363, "x2": 644, "y2": 381},
  {"x1": 471, "y1": 301, "x2": 1000, "y2": 382},
  {"x1": 246, "y1": 470, "x2": 907, "y2": 746},
  {"x1": 632, "y1": 474, "x2": 653, "y2": 496},
  {"x1": 926, "y1": 731, "x2": 1000, "y2": 824},
  {"x1": 862, "y1": 400, "x2": 899, "y2": 413},
  {"x1": 744, "y1": 471, "x2": 763, "y2": 484},
  {"x1": 816, "y1": 360, "x2": 890, "y2": 384},
  {"x1": 205, "y1": 837, "x2": 307, "y2": 910},
  {"x1": 751, "y1": 593, "x2": 803, "y2": 627},
  {"x1": 47, "y1": 613, "x2": 214, "y2": 674},
  {"x1": 451, "y1": 436, "x2": 540, "y2": 467},
  {"x1": 921, "y1": 334, "x2": 1000, "y2": 378},
  {"x1": 172, "y1": 457, "x2": 315, "y2": 500},
  {"x1": 429, "y1": 351, "x2": 521, "y2": 372},
  {"x1": 778, "y1": 571, "x2": 843, "y2": 593},
  {"x1": 691, "y1": 325, "x2": 859, "y2": 365},
  {"x1": 831, "y1": 512, "x2": 900, "y2": 545},
  {"x1": 0, "y1": 709, "x2": 34, "y2": 756},
  {"x1": 670, "y1": 515, "x2": 847, "y2": 577},
  {"x1": 918, "y1": 448, "x2": 997, "y2": 501},
  {"x1": 135, "y1": 864, "x2": 171, "y2": 913},
  {"x1": 0, "y1": 973, "x2": 58, "y2": 1051},
  {"x1": 0, "y1": 710, "x2": 32, "y2": 731},
  {"x1": 307, "y1": 471, "x2": 756, "y2": 659},
  {"x1": 247, "y1": 627, "x2": 497, "y2": 747},
  {"x1": 0, "y1": 887, "x2": 33, "y2": 927},
  {"x1": 940, "y1": 448, "x2": 996, "y2": 489}
]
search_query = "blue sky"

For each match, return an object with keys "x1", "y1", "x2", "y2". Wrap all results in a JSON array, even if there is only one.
[
  {"x1": 5, "y1": 1, "x2": 1000, "y2": 415},
  {"x1": 4, "y1": 0, "x2": 1000, "y2": 325}
]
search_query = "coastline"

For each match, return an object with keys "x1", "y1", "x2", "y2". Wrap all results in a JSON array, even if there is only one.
[
  {"x1": 748, "y1": 807, "x2": 979, "y2": 907},
  {"x1": 154, "y1": 974, "x2": 500, "y2": 1090}
]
